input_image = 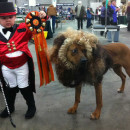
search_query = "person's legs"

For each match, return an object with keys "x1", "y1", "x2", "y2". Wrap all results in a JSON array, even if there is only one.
[
  {"x1": 87, "y1": 18, "x2": 91, "y2": 28},
  {"x1": 100, "y1": 17, "x2": 105, "y2": 36},
  {"x1": 107, "y1": 31, "x2": 112, "y2": 42},
  {"x1": 2, "y1": 65, "x2": 17, "y2": 87},
  {"x1": 81, "y1": 18, "x2": 83, "y2": 29},
  {"x1": 114, "y1": 31, "x2": 119, "y2": 42},
  {"x1": 19, "y1": 87, "x2": 36, "y2": 119},
  {"x1": 0, "y1": 65, "x2": 24, "y2": 118},
  {"x1": 128, "y1": 22, "x2": 130, "y2": 31},
  {"x1": 0, "y1": 65, "x2": 17, "y2": 117},
  {"x1": 112, "y1": 22, "x2": 119, "y2": 42},
  {"x1": 16, "y1": 63, "x2": 36, "y2": 119},
  {"x1": 0, "y1": 86, "x2": 18, "y2": 118},
  {"x1": 1, "y1": 63, "x2": 36, "y2": 119},
  {"x1": 90, "y1": 18, "x2": 92, "y2": 26},
  {"x1": 99, "y1": 15, "x2": 101, "y2": 24},
  {"x1": 52, "y1": 16, "x2": 56, "y2": 33},
  {"x1": 77, "y1": 18, "x2": 80, "y2": 30}
]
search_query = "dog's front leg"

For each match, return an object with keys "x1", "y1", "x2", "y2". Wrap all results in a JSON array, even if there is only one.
[
  {"x1": 90, "y1": 83, "x2": 102, "y2": 120},
  {"x1": 67, "y1": 85, "x2": 81, "y2": 114}
]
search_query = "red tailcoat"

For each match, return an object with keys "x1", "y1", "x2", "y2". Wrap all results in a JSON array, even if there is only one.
[{"x1": 0, "y1": 23, "x2": 35, "y2": 92}]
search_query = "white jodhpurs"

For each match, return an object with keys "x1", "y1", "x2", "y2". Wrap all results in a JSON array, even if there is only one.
[{"x1": 2, "y1": 62, "x2": 29, "y2": 88}]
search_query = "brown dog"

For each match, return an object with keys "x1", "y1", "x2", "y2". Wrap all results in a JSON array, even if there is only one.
[{"x1": 49, "y1": 29, "x2": 130, "y2": 120}]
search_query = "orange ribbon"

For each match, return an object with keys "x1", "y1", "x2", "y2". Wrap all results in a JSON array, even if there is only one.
[{"x1": 25, "y1": 11, "x2": 54, "y2": 86}]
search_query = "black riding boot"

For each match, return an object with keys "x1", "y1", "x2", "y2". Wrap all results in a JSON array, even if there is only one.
[
  {"x1": 0, "y1": 87, "x2": 18, "y2": 118},
  {"x1": 20, "y1": 87, "x2": 36, "y2": 119}
]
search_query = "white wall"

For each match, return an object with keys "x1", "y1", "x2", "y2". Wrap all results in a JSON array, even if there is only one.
[
  {"x1": 8, "y1": 0, "x2": 97, "y2": 8},
  {"x1": 90, "y1": 2, "x2": 102, "y2": 13}
]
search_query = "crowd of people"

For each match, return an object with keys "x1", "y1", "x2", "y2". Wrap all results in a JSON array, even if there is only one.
[
  {"x1": 74, "y1": 0, "x2": 130, "y2": 33},
  {"x1": 15, "y1": 0, "x2": 130, "y2": 35}
]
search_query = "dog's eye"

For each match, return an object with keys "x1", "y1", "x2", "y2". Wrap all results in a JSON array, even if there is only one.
[
  {"x1": 82, "y1": 49, "x2": 86, "y2": 54},
  {"x1": 72, "y1": 49, "x2": 78, "y2": 54}
]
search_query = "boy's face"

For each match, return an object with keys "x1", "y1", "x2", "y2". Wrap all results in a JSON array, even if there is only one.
[{"x1": 0, "y1": 15, "x2": 16, "y2": 28}]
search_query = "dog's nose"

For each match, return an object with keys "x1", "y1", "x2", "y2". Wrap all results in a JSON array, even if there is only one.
[{"x1": 80, "y1": 57, "x2": 87, "y2": 64}]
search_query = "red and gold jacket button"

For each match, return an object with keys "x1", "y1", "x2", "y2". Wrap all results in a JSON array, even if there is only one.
[
  {"x1": 7, "y1": 45, "x2": 11, "y2": 48},
  {"x1": 8, "y1": 49, "x2": 12, "y2": 51},
  {"x1": 13, "y1": 47, "x2": 16, "y2": 50},
  {"x1": 6, "y1": 43, "x2": 10, "y2": 45}
]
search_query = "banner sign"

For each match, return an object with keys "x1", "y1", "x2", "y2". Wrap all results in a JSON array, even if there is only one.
[{"x1": 56, "y1": 3, "x2": 74, "y2": 6}]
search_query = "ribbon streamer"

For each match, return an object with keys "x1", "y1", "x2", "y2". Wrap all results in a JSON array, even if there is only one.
[{"x1": 25, "y1": 11, "x2": 54, "y2": 86}]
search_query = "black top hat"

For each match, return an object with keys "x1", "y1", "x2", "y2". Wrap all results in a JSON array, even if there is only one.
[{"x1": 0, "y1": 0, "x2": 16, "y2": 16}]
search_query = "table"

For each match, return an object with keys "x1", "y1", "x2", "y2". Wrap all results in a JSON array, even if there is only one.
[
  {"x1": 92, "y1": 25, "x2": 120, "y2": 33},
  {"x1": 92, "y1": 24, "x2": 120, "y2": 42}
]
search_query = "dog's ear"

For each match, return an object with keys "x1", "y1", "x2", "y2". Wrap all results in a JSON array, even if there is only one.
[
  {"x1": 50, "y1": 34, "x2": 66, "y2": 63},
  {"x1": 92, "y1": 44, "x2": 103, "y2": 59},
  {"x1": 53, "y1": 34, "x2": 66, "y2": 47},
  {"x1": 92, "y1": 47, "x2": 97, "y2": 56}
]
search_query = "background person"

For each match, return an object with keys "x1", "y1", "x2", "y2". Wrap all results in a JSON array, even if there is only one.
[
  {"x1": 98, "y1": 6, "x2": 102, "y2": 24},
  {"x1": 108, "y1": 0, "x2": 114, "y2": 25},
  {"x1": 111, "y1": 0, "x2": 120, "y2": 25},
  {"x1": 47, "y1": 4, "x2": 57, "y2": 33},
  {"x1": 100, "y1": 1, "x2": 114, "y2": 36},
  {"x1": 107, "y1": 0, "x2": 120, "y2": 42},
  {"x1": 95, "y1": 7, "x2": 99, "y2": 20},
  {"x1": 75, "y1": 1, "x2": 85, "y2": 30},
  {"x1": 86, "y1": 7, "x2": 93, "y2": 28},
  {"x1": 100, "y1": 1, "x2": 106, "y2": 36},
  {"x1": 126, "y1": 1, "x2": 130, "y2": 31}
]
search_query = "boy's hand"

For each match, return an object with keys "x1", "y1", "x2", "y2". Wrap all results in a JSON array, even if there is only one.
[{"x1": 39, "y1": 11, "x2": 46, "y2": 18}]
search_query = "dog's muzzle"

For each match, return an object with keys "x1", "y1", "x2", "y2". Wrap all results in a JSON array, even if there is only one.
[{"x1": 80, "y1": 57, "x2": 87, "y2": 65}]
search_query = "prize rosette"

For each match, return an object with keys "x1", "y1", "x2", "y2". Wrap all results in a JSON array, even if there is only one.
[{"x1": 25, "y1": 11, "x2": 54, "y2": 86}]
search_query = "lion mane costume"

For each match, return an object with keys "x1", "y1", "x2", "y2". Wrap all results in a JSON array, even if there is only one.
[{"x1": 49, "y1": 28, "x2": 130, "y2": 120}]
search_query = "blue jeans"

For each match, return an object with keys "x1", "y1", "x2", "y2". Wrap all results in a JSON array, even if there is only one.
[
  {"x1": 107, "y1": 31, "x2": 119, "y2": 42},
  {"x1": 87, "y1": 18, "x2": 92, "y2": 28}
]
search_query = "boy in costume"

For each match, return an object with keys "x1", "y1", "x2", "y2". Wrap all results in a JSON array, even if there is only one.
[{"x1": 0, "y1": 0, "x2": 47, "y2": 119}]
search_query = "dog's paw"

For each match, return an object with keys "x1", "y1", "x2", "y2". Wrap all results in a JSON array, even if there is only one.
[
  {"x1": 67, "y1": 107, "x2": 77, "y2": 114},
  {"x1": 90, "y1": 113, "x2": 100, "y2": 120},
  {"x1": 117, "y1": 88, "x2": 124, "y2": 93}
]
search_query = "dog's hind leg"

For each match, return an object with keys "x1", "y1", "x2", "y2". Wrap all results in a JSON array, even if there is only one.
[
  {"x1": 113, "y1": 65, "x2": 126, "y2": 93},
  {"x1": 90, "y1": 83, "x2": 102, "y2": 120},
  {"x1": 124, "y1": 64, "x2": 130, "y2": 77},
  {"x1": 67, "y1": 85, "x2": 81, "y2": 114}
]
